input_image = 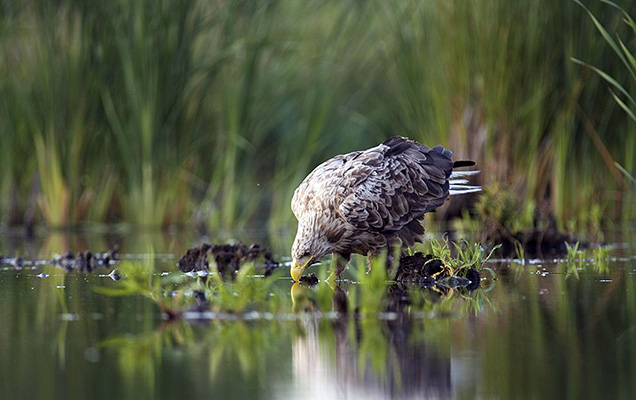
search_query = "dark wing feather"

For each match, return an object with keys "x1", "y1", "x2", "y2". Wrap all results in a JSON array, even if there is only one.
[{"x1": 338, "y1": 137, "x2": 453, "y2": 246}]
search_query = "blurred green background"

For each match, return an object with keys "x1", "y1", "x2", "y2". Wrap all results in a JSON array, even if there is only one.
[{"x1": 1, "y1": 0, "x2": 635, "y2": 231}]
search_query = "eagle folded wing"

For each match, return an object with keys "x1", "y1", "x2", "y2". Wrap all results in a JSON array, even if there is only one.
[{"x1": 338, "y1": 145, "x2": 452, "y2": 243}]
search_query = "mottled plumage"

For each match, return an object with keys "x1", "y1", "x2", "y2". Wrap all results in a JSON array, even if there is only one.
[{"x1": 290, "y1": 136, "x2": 479, "y2": 281}]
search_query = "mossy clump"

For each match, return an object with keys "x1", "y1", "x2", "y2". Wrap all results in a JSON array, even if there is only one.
[
  {"x1": 395, "y1": 252, "x2": 480, "y2": 290},
  {"x1": 177, "y1": 242, "x2": 279, "y2": 277}
]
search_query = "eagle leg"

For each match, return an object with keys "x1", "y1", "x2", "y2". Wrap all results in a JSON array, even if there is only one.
[
  {"x1": 335, "y1": 252, "x2": 350, "y2": 276},
  {"x1": 327, "y1": 253, "x2": 350, "y2": 284},
  {"x1": 366, "y1": 244, "x2": 396, "y2": 273}
]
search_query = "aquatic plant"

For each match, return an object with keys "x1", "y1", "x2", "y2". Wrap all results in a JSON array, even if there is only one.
[
  {"x1": 94, "y1": 259, "x2": 182, "y2": 317},
  {"x1": 427, "y1": 237, "x2": 498, "y2": 278},
  {"x1": 565, "y1": 241, "x2": 582, "y2": 261},
  {"x1": 592, "y1": 245, "x2": 611, "y2": 274},
  {"x1": 204, "y1": 263, "x2": 284, "y2": 314},
  {"x1": 513, "y1": 240, "x2": 526, "y2": 263},
  {"x1": 96, "y1": 254, "x2": 286, "y2": 318},
  {"x1": 351, "y1": 254, "x2": 393, "y2": 315}
]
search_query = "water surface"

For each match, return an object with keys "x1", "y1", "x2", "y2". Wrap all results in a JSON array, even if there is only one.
[{"x1": 1, "y1": 228, "x2": 635, "y2": 399}]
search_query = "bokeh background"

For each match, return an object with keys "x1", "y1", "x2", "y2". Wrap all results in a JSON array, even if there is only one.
[{"x1": 2, "y1": 0, "x2": 635, "y2": 232}]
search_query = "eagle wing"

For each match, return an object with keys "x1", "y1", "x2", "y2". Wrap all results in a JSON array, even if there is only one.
[{"x1": 338, "y1": 137, "x2": 454, "y2": 244}]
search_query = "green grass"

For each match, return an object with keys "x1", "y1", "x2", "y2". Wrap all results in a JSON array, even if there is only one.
[
  {"x1": 427, "y1": 237, "x2": 499, "y2": 277},
  {"x1": 1, "y1": 0, "x2": 636, "y2": 231}
]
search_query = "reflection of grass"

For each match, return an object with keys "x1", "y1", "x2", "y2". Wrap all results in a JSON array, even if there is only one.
[
  {"x1": 357, "y1": 316, "x2": 392, "y2": 380},
  {"x1": 563, "y1": 242, "x2": 612, "y2": 276},
  {"x1": 352, "y1": 255, "x2": 392, "y2": 315},
  {"x1": 96, "y1": 259, "x2": 292, "y2": 391},
  {"x1": 101, "y1": 330, "x2": 165, "y2": 395},
  {"x1": 592, "y1": 245, "x2": 610, "y2": 274},
  {"x1": 205, "y1": 263, "x2": 284, "y2": 314},
  {"x1": 476, "y1": 255, "x2": 636, "y2": 399},
  {"x1": 206, "y1": 321, "x2": 284, "y2": 380},
  {"x1": 95, "y1": 250, "x2": 496, "y2": 397},
  {"x1": 100, "y1": 317, "x2": 287, "y2": 396},
  {"x1": 95, "y1": 259, "x2": 176, "y2": 314},
  {"x1": 97, "y1": 256, "x2": 287, "y2": 318}
]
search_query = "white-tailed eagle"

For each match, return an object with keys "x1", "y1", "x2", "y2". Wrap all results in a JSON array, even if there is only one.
[{"x1": 290, "y1": 136, "x2": 479, "y2": 281}]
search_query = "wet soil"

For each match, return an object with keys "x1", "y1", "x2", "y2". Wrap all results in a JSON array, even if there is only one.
[{"x1": 177, "y1": 242, "x2": 279, "y2": 277}]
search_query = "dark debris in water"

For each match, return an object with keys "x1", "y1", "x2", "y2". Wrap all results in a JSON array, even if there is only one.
[
  {"x1": 54, "y1": 245, "x2": 119, "y2": 273},
  {"x1": 0, "y1": 255, "x2": 26, "y2": 269},
  {"x1": 190, "y1": 290, "x2": 210, "y2": 312},
  {"x1": 0, "y1": 245, "x2": 119, "y2": 273},
  {"x1": 177, "y1": 242, "x2": 279, "y2": 277},
  {"x1": 386, "y1": 254, "x2": 481, "y2": 314},
  {"x1": 298, "y1": 273, "x2": 319, "y2": 286},
  {"x1": 394, "y1": 252, "x2": 480, "y2": 291},
  {"x1": 177, "y1": 243, "x2": 210, "y2": 272}
]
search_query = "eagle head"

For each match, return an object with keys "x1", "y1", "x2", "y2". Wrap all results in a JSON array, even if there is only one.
[{"x1": 290, "y1": 218, "x2": 336, "y2": 281}]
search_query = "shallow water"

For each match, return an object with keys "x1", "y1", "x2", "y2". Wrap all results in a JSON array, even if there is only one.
[{"x1": 1, "y1": 228, "x2": 636, "y2": 399}]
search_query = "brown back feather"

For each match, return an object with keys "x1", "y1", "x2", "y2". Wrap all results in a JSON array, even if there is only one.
[{"x1": 339, "y1": 137, "x2": 453, "y2": 248}]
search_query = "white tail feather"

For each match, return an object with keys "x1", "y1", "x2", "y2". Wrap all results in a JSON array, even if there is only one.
[
  {"x1": 450, "y1": 186, "x2": 482, "y2": 195},
  {"x1": 449, "y1": 169, "x2": 481, "y2": 195},
  {"x1": 450, "y1": 170, "x2": 480, "y2": 178}
]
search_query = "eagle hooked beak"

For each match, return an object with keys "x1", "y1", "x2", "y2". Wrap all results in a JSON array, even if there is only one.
[{"x1": 291, "y1": 258, "x2": 311, "y2": 282}]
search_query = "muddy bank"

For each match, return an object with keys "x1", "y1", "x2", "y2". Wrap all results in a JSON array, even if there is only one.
[{"x1": 177, "y1": 242, "x2": 279, "y2": 277}]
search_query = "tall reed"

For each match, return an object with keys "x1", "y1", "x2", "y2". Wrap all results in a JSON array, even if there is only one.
[{"x1": 0, "y1": 0, "x2": 635, "y2": 231}]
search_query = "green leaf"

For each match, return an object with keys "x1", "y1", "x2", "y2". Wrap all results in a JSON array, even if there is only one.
[
  {"x1": 614, "y1": 161, "x2": 636, "y2": 184},
  {"x1": 609, "y1": 88, "x2": 636, "y2": 124}
]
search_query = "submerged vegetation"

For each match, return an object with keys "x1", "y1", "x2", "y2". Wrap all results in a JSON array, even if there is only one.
[
  {"x1": 2, "y1": 233, "x2": 636, "y2": 399},
  {"x1": 1, "y1": 0, "x2": 636, "y2": 232},
  {"x1": 96, "y1": 246, "x2": 493, "y2": 320}
]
